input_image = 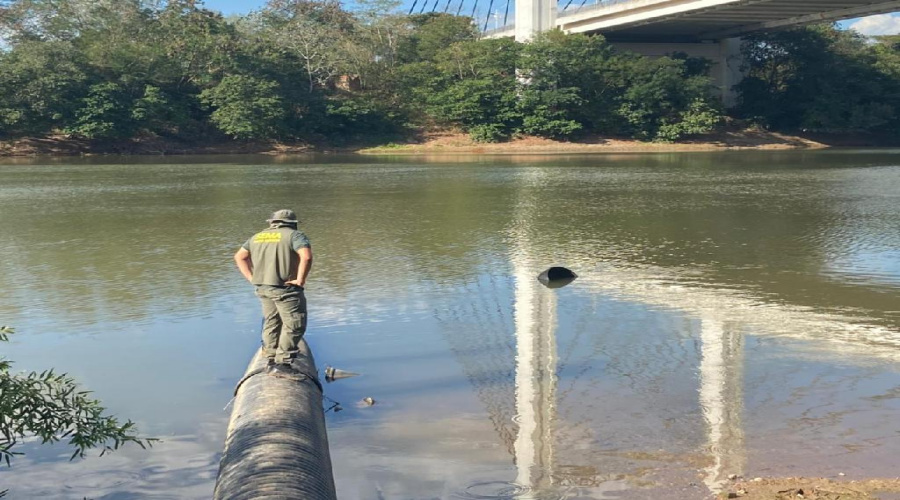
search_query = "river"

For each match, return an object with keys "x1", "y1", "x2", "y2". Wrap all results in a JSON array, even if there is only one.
[{"x1": 0, "y1": 151, "x2": 898, "y2": 499}]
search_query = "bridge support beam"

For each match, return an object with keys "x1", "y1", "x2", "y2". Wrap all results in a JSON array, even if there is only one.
[
  {"x1": 515, "y1": 0, "x2": 557, "y2": 42},
  {"x1": 718, "y1": 37, "x2": 744, "y2": 109}
]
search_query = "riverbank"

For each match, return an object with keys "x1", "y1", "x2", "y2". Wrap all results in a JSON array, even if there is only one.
[
  {"x1": 3, "y1": 127, "x2": 894, "y2": 157},
  {"x1": 359, "y1": 128, "x2": 829, "y2": 154},
  {"x1": 719, "y1": 477, "x2": 900, "y2": 499},
  {"x1": 0, "y1": 135, "x2": 314, "y2": 157}
]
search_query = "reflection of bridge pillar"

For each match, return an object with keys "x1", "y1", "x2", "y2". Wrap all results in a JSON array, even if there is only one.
[
  {"x1": 699, "y1": 318, "x2": 745, "y2": 494},
  {"x1": 513, "y1": 254, "x2": 558, "y2": 496},
  {"x1": 515, "y1": 0, "x2": 557, "y2": 42}
]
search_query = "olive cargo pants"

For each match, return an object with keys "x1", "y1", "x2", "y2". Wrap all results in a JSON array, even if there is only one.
[{"x1": 255, "y1": 285, "x2": 307, "y2": 364}]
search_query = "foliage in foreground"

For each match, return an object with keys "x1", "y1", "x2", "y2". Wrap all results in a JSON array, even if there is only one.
[{"x1": 0, "y1": 326, "x2": 155, "y2": 470}]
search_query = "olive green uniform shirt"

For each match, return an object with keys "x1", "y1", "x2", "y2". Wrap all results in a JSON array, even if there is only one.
[{"x1": 241, "y1": 225, "x2": 311, "y2": 286}]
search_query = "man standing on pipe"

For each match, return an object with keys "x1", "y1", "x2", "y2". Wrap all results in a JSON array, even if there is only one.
[{"x1": 234, "y1": 209, "x2": 313, "y2": 376}]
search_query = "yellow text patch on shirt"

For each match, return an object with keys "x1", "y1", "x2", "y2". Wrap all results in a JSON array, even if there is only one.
[{"x1": 253, "y1": 232, "x2": 282, "y2": 243}]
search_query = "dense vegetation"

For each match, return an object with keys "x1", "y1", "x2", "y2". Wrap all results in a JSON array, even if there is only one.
[
  {"x1": 736, "y1": 27, "x2": 900, "y2": 134},
  {"x1": 1, "y1": 0, "x2": 899, "y2": 147}
]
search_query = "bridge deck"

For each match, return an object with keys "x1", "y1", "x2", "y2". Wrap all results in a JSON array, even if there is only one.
[{"x1": 488, "y1": 0, "x2": 900, "y2": 41}]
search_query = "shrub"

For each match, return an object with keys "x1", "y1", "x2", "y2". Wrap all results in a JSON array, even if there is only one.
[
  {"x1": 469, "y1": 123, "x2": 509, "y2": 143},
  {"x1": 200, "y1": 75, "x2": 286, "y2": 140},
  {"x1": 655, "y1": 99, "x2": 723, "y2": 142},
  {"x1": 67, "y1": 82, "x2": 133, "y2": 139},
  {"x1": 617, "y1": 56, "x2": 722, "y2": 141}
]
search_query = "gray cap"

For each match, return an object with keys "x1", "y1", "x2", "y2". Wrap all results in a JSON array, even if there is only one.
[{"x1": 266, "y1": 209, "x2": 300, "y2": 224}]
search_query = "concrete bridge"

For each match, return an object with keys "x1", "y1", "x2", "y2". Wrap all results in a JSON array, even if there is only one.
[
  {"x1": 484, "y1": 0, "x2": 900, "y2": 105},
  {"x1": 488, "y1": 0, "x2": 900, "y2": 41}
]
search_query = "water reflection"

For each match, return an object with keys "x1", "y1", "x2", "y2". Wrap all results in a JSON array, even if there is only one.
[
  {"x1": 507, "y1": 179, "x2": 743, "y2": 497},
  {"x1": 512, "y1": 222, "x2": 561, "y2": 498},
  {"x1": 2, "y1": 421, "x2": 226, "y2": 499},
  {"x1": 2, "y1": 154, "x2": 899, "y2": 331},
  {"x1": 698, "y1": 318, "x2": 744, "y2": 493}
]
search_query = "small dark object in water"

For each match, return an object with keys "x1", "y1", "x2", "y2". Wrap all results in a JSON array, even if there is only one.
[
  {"x1": 324, "y1": 366, "x2": 360, "y2": 383},
  {"x1": 537, "y1": 267, "x2": 577, "y2": 288}
]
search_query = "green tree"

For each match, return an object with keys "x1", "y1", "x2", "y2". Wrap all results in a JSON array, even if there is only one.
[
  {"x1": 0, "y1": 326, "x2": 154, "y2": 494},
  {"x1": 617, "y1": 55, "x2": 721, "y2": 141},
  {"x1": 516, "y1": 86, "x2": 583, "y2": 139},
  {"x1": 347, "y1": 0, "x2": 407, "y2": 87},
  {"x1": 0, "y1": 40, "x2": 87, "y2": 136},
  {"x1": 66, "y1": 82, "x2": 133, "y2": 139},
  {"x1": 736, "y1": 24, "x2": 900, "y2": 133},
  {"x1": 654, "y1": 99, "x2": 722, "y2": 142},
  {"x1": 257, "y1": 0, "x2": 354, "y2": 92},
  {"x1": 397, "y1": 13, "x2": 477, "y2": 63},
  {"x1": 873, "y1": 35, "x2": 900, "y2": 80},
  {"x1": 274, "y1": 16, "x2": 345, "y2": 92},
  {"x1": 1, "y1": 0, "x2": 106, "y2": 42},
  {"x1": 261, "y1": 0, "x2": 355, "y2": 31},
  {"x1": 317, "y1": 94, "x2": 404, "y2": 140},
  {"x1": 517, "y1": 30, "x2": 618, "y2": 136},
  {"x1": 428, "y1": 38, "x2": 520, "y2": 141},
  {"x1": 200, "y1": 74, "x2": 286, "y2": 139},
  {"x1": 516, "y1": 31, "x2": 720, "y2": 141},
  {"x1": 20, "y1": 0, "x2": 900, "y2": 147},
  {"x1": 130, "y1": 85, "x2": 178, "y2": 135},
  {"x1": 157, "y1": 0, "x2": 239, "y2": 89}
]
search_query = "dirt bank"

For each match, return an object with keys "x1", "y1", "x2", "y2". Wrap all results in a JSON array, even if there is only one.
[
  {"x1": 0, "y1": 135, "x2": 314, "y2": 157},
  {"x1": 359, "y1": 129, "x2": 830, "y2": 154},
  {"x1": 2, "y1": 128, "x2": 896, "y2": 157},
  {"x1": 718, "y1": 477, "x2": 900, "y2": 500}
]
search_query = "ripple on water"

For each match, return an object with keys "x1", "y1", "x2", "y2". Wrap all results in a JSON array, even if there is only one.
[
  {"x1": 61, "y1": 470, "x2": 144, "y2": 489},
  {"x1": 458, "y1": 476, "x2": 576, "y2": 500},
  {"x1": 458, "y1": 481, "x2": 534, "y2": 499}
]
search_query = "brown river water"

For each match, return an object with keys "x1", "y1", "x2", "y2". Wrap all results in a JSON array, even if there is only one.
[{"x1": 0, "y1": 152, "x2": 898, "y2": 499}]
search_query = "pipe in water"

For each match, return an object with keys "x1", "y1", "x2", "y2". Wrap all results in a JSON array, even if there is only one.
[{"x1": 214, "y1": 340, "x2": 337, "y2": 500}]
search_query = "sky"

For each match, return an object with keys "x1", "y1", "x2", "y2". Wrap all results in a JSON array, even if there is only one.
[
  {"x1": 204, "y1": 0, "x2": 264, "y2": 15},
  {"x1": 202, "y1": 0, "x2": 900, "y2": 36},
  {"x1": 844, "y1": 13, "x2": 900, "y2": 36}
]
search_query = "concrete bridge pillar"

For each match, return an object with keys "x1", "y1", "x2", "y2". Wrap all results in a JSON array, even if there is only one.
[
  {"x1": 515, "y1": 0, "x2": 557, "y2": 42},
  {"x1": 718, "y1": 37, "x2": 744, "y2": 109}
]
